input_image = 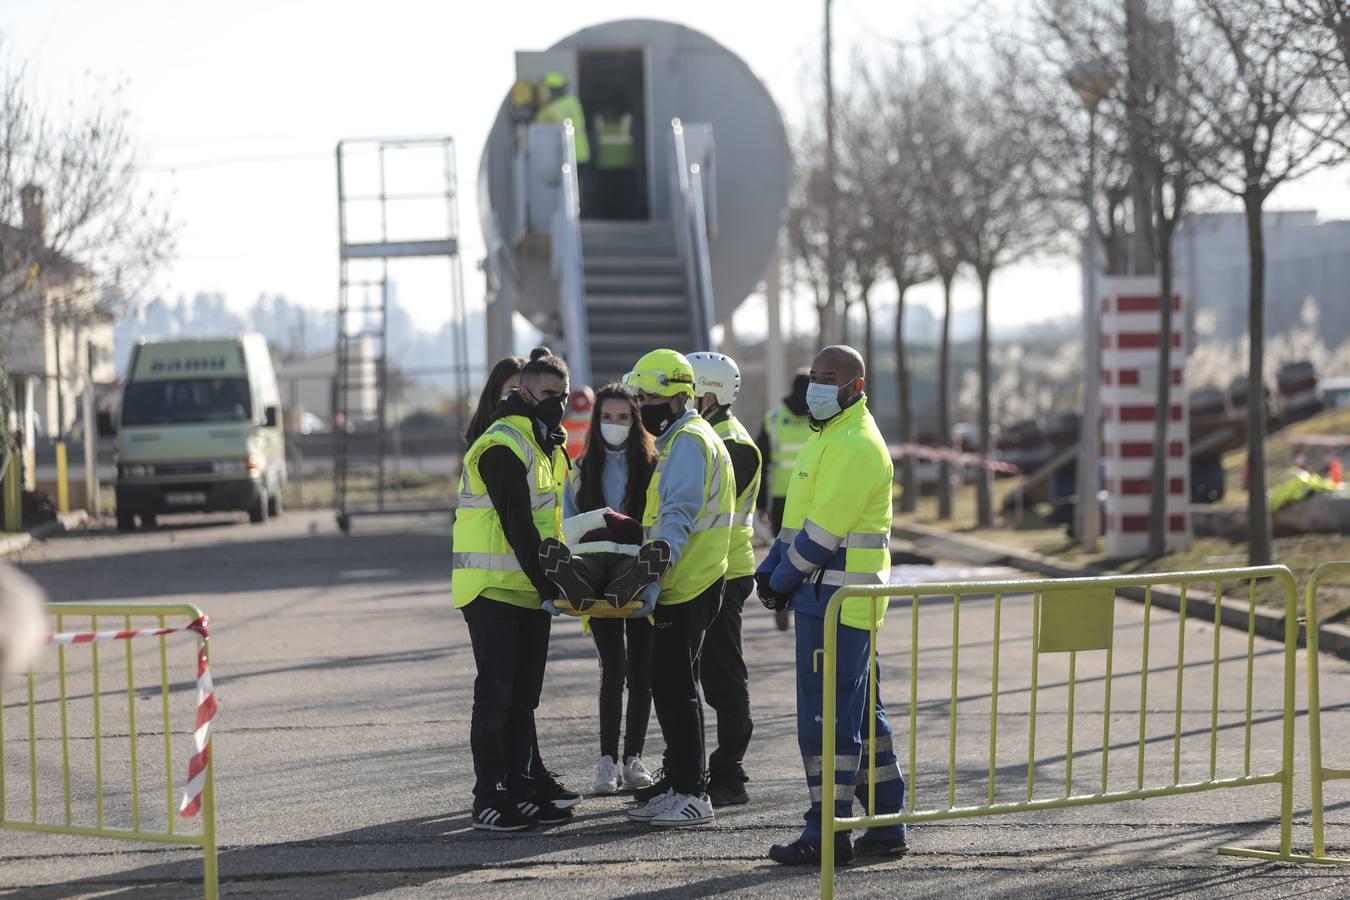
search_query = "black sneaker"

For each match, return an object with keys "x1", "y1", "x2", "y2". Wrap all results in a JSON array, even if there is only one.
[
  {"x1": 538, "y1": 538, "x2": 596, "y2": 612},
  {"x1": 517, "y1": 796, "x2": 572, "y2": 826},
  {"x1": 472, "y1": 799, "x2": 537, "y2": 833},
  {"x1": 768, "y1": 837, "x2": 854, "y2": 867},
  {"x1": 535, "y1": 770, "x2": 581, "y2": 809},
  {"x1": 854, "y1": 830, "x2": 909, "y2": 857},
  {"x1": 605, "y1": 540, "x2": 672, "y2": 607},
  {"x1": 707, "y1": 777, "x2": 750, "y2": 808},
  {"x1": 634, "y1": 768, "x2": 671, "y2": 803}
]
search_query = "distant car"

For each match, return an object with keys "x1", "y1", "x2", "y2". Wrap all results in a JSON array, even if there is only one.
[
  {"x1": 1320, "y1": 377, "x2": 1350, "y2": 410},
  {"x1": 299, "y1": 412, "x2": 326, "y2": 434}
]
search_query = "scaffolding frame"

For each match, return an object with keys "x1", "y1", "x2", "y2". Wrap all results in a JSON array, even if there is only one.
[{"x1": 335, "y1": 136, "x2": 470, "y2": 532}]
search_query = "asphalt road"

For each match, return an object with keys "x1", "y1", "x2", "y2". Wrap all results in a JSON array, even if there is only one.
[{"x1": 2, "y1": 510, "x2": 1350, "y2": 898}]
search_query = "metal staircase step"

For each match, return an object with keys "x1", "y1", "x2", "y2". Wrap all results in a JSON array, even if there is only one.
[{"x1": 585, "y1": 272, "x2": 686, "y2": 294}]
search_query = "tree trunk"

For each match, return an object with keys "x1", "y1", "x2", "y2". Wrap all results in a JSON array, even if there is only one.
[
  {"x1": 937, "y1": 270, "x2": 954, "y2": 521},
  {"x1": 1124, "y1": 0, "x2": 1158, "y2": 276},
  {"x1": 976, "y1": 267, "x2": 994, "y2": 528},
  {"x1": 1244, "y1": 189, "x2": 1273, "y2": 566},
  {"x1": 1147, "y1": 221, "x2": 1176, "y2": 560},
  {"x1": 896, "y1": 284, "x2": 916, "y2": 513},
  {"x1": 861, "y1": 284, "x2": 875, "y2": 388}
]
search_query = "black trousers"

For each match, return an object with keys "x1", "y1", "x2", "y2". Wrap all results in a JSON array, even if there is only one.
[
  {"x1": 590, "y1": 614, "x2": 654, "y2": 760},
  {"x1": 462, "y1": 597, "x2": 551, "y2": 803},
  {"x1": 767, "y1": 497, "x2": 787, "y2": 536},
  {"x1": 700, "y1": 575, "x2": 754, "y2": 782},
  {"x1": 651, "y1": 580, "x2": 722, "y2": 795}
]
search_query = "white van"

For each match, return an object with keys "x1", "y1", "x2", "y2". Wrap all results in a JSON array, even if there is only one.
[{"x1": 113, "y1": 335, "x2": 286, "y2": 530}]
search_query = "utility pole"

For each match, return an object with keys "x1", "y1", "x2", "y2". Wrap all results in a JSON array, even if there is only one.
[{"x1": 823, "y1": 0, "x2": 841, "y2": 346}]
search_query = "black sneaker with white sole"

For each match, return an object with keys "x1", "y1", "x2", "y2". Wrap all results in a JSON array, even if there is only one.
[
  {"x1": 535, "y1": 769, "x2": 581, "y2": 809},
  {"x1": 605, "y1": 540, "x2": 672, "y2": 608},
  {"x1": 538, "y1": 538, "x2": 597, "y2": 612},
  {"x1": 472, "y1": 799, "x2": 536, "y2": 833},
  {"x1": 634, "y1": 768, "x2": 671, "y2": 803},
  {"x1": 517, "y1": 796, "x2": 572, "y2": 826}
]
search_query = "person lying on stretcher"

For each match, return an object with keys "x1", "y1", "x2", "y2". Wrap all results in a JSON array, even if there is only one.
[{"x1": 538, "y1": 507, "x2": 670, "y2": 615}]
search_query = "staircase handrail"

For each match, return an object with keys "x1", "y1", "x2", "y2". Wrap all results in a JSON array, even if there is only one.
[
  {"x1": 550, "y1": 120, "x2": 591, "y2": 387},
  {"x1": 670, "y1": 118, "x2": 717, "y2": 352}
]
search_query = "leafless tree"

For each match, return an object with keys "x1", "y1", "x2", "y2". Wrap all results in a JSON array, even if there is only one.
[
  {"x1": 0, "y1": 39, "x2": 175, "y2": 453},
  {"x1": 785, "y1": 133, "x2": 833, "y2": 342},
  {"x1": 1187, "y1": 0, "x2": 1347, "y2": 565}
]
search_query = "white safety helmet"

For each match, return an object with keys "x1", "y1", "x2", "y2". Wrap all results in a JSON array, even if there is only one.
[{"x1": 687, "y1": 351, "x2": 741, "y2": 407}]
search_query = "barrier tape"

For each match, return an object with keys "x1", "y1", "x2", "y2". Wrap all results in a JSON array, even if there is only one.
[
  {"x1": 42, "y1": 615, "x2": 215, "y2": 818},
  {"x1": 894, "y1": 443, "x2": 1021, "y2": 475}
]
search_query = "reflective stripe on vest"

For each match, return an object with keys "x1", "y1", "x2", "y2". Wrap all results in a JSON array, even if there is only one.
[
  {"x1": 451, "y1": 552, "x2": 521, "y2": 572},
  {"x1": 714, "y1": 415, "x2": 762, "y2": 579}
]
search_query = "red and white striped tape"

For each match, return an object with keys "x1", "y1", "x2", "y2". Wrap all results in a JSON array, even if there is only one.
[
  {"x1": 43, "y1": 615, "x2": 215, "y2": 818},
  {"x1": 894, "y1": 443, "x2": 1021, "y2": 475}
]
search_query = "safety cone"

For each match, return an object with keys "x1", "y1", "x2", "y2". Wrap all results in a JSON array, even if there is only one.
[{"x1": 1330, "y1": 456, "x2": 1344, "y2": 485}]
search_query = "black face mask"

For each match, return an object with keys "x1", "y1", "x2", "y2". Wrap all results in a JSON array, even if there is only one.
[
  {"x1": 531, "y1": 395, "x2": 566, "y2": 432},
  {"x1": 640, "y1": 400, "x2": 676, "y2": 437}
]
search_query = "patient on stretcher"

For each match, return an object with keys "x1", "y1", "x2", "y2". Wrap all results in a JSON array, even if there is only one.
[{"x1": 538, "y1": 507, "x2": 670, "y2": 612}]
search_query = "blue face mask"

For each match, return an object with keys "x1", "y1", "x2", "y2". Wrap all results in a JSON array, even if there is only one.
[{"x1": 805, "y1": 382, "x2": 844, "y2": 421}]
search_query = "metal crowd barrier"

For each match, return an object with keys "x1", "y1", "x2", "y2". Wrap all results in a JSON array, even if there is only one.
[
  {"x1": 1301, "y1": 561, "x2": 1350, "y2": 865},
  {"x1": 0, "y1": 604, "x2": 218, "y2": 898},
  {"x1": 819, "y1": 567, "x2": 1301, "y2": 898}
]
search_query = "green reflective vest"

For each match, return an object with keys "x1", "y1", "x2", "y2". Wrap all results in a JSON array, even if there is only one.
[
  {"x1": 452, "y1": 416, "x2": 567, "y2": 609},
  {"x1": 642, "y1": 415, "x2": 735, "y2": 605},
  {"x1": 764, "y1": 406, "x2": 813, "y2": 500},
  {"x1": 714, "y1": 415, "x2": 762, "y2": 579},
  {"x1": 537, "y1": 94, "x2": 591, "y2": 164},
  {"x1": 594, "y1": 113, "x2": 636, "y2": 170},
  {"x1": 781, "y1": 396, "x2": 893, "y2": 630}
]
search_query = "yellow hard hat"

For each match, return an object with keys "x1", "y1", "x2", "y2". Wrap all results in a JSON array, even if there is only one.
[
  {"x1": 623, "y1": 349, "x2": 696, "y2": 399},
  {"x1": 543, "y1": 71, "x2": 568, "y2": 90}
]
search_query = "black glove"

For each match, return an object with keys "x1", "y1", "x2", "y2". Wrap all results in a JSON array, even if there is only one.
[{"x1": 755, "y1": 572, "x2": 789, "y2": 612}]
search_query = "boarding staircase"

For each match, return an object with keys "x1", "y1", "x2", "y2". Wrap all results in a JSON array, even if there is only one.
[{"x1": 580, "y1": 220, "x2": 694, "y2": 386}]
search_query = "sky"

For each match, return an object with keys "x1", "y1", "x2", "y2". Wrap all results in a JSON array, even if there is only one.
[{"x1": 4, "y1": 0, "x2": 1350, "y2": 344}]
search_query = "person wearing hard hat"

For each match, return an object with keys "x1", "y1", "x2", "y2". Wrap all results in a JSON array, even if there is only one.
[
  {"x1": 536, "y1": 71, "x2": 591, "y2": 165},
  {"x1": 756, "y1": 372, "x2": 814, "y2": 632},
  {"x1": 756, "y1": 345, "x2": 907, "y2": 866},
  {"x1": 621, "y1": 349, "x2": 735, "y2": 828},
  {"x1": 452, "y1": 347, "x2": 580, "y2": 832},
  {"x1": 687, "y1": 351, "x2": 761, "y2": 808}
]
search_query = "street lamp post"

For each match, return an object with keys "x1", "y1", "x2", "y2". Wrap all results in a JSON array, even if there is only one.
[{"x1": 1065, "y1": 60, "x2": 1118, "y2": 552}]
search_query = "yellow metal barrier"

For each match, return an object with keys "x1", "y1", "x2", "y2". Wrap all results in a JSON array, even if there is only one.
[
  {"x1": 819, "y1": 567, "x2": 1301, "y2": 898},
  {"x1": 54, "y1": 441, "x2": 69, "y2": 514},
  {"x1": 0, "y1": 604, "x2": 218, "y2": 898},
  {"x1": 1301, "y1": 561, "x2": 1350, "y2": 865}
]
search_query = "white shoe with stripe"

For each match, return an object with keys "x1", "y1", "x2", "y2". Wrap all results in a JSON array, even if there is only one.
[{"x1": 650, "y1": 792, "x2": 714, "y2": 827}]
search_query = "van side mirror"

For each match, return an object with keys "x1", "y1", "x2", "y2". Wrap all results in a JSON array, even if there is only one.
[
  {"x1": 97, "y1": 412, "x2": 117, "y2": 437},
  {"x1": 264, "y1": 406, "x2": 279, "y2": 428}
]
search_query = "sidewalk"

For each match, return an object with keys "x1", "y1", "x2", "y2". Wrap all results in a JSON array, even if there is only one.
[{"x1": 0, "y1": 510, "x2": 90, "y2": 558}]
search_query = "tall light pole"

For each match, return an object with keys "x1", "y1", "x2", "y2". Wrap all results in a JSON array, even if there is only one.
[
  {"x1": 1065, "y1": 60, "x2": 1117, "y2": 552},
  {"x1": 823, "y1": 0, "x2": 840, "y2": 345}
]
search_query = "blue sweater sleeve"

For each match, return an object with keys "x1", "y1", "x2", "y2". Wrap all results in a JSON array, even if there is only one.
[
  {"x1": 654, "y1": 432, "x2": 708, "y2": 569},
  {"x1": 562, "y1": 476, "x2": 578, "y2": 520}
]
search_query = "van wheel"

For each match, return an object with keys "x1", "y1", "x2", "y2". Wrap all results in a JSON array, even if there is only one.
[
  {"x1": 141, "y1": 513, "x2": 158, "y2": 528},
  {"x1": 267, "y1": 488, "x2": 282, "y2": 518},
  {"x1": 116, "y1": 509, "x2": 135, "y2": 532},
  {"x1": 249, "y1": 490, "x2": 269, "y2": 524}
]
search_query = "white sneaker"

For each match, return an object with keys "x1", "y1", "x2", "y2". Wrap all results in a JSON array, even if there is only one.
[
  {"x1": 650, "y1": 792, "x2": 714, "y2": 827},
  {"x1": 592, "y1": 755, "x2": 620, "y2": 795},
  {"x1": 621, "y1": 755, "x2": 654, "y2": 791},
  {"x1": 626, "y1": 788, "x2": 676, "y2": 822}
]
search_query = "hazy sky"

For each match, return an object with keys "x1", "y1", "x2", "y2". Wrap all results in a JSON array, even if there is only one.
[{"x1": 4, "y1": 0, "x2": 1349, "y2": 340}]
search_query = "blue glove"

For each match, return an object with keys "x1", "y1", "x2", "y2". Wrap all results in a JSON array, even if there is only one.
[
  {"x1": 541, "y1": 599, "x2": 564, "y2": 617},
  {"x1": 633, "y1": 582, "x2": 660, "y2": 618}
]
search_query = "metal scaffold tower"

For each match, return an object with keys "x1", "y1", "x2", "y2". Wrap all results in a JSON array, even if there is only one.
[{"x1": 335, "y1": 136, "x2": 470, "y2": 532}]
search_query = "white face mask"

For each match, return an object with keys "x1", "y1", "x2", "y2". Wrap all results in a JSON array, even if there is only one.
[
  {"x1": 805, "y1": 382, "x2": 844, "y2": 421},
  {"x1": 600, "y1": 422, "x2": 630, "y2": 447}
]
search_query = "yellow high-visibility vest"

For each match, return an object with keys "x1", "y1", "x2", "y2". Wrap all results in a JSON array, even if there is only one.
[
  {"x1": 714, "y1": 415, "x2": 762, "y2": 579},
  {"x1": 594, "y1": 113, "x2": 636, "y2": 170},
  {"x1": 781, "y1": 396, "x2": 892, "y2": 630},
  {"x1": 537, "y1": 94, "x2": 591, "y2": 164},
  {"x1": 452, "y1": 416, "x2": 567, "y2": 609},
  {"x1": 642, "y1": 415, "x2": 734, "y2": 605},
  {"x1": 764, "y1": 406, "x2": 813, "y2": 500}
]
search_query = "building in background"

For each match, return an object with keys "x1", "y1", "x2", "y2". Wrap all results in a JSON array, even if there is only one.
[
  {"x1": 1177, "y1": 211, "x2": 1350, "y2": 345},
  {"x1": 275, "y1": 335, "x2": 378, "y2": 429}
]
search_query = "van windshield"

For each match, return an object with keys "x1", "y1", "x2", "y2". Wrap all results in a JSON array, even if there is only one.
[{"x1": 122, "y1": 378, "x2": 252, "y2": 426}]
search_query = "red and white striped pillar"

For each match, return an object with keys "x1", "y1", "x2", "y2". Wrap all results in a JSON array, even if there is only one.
[{"x1": 1100, "y1": 277, "x2": 1190, "y2": 558}]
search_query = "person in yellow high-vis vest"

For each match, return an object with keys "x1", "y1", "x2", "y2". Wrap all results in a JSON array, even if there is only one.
[
  {"x1": 687, "y1": 351, "x2": 761, "y2": 808},
  {"x1": 756, "y1": 345, "x2": 908, "y2": 867},
  {"x1": 756, "y1": 372, "x2": 813, "y2": 631},
  {"x1": 536, "y1": 71, "x2": 590, "y2": 164},
  {"x1": 621, "y1": 349, "x2": 735, "y2": 828},
  {"x1": 452, "y1": 348, "x2": 580, "y2": 833}
]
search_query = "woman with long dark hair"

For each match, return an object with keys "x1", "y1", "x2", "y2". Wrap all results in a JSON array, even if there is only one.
[
  {"x1": 464, "y1": 355, "x2": 525, "y2": 446},
  {"x1": 560, "y1": 383, "x2": 659, "y2": 795}
]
